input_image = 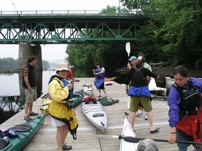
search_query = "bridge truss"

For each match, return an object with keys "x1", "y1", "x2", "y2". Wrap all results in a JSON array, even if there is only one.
[{"x1": 0, "y1": 10, "x2": 146, "y2": 44}]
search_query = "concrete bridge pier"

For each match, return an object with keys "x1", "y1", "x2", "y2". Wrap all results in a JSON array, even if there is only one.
[{"x1": 18, "y1": 42, "x2": 42, "y2": 100}]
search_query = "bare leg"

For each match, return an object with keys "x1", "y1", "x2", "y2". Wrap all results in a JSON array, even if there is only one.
[
  {"x1": 102, "y1": 89, "x2": 107, "y2": 96},
  {"x1": 98, "y1": 89, "x2": 101, "y2": 96},
  {"x1": 130, "y1": 112, "x2": 136, "y2": 130},
  {"x1": 29, "y1": 103, "x2": 33, "y2": 113},
  {"x1": 56, "y1": 126, "x2": 66, "y2": 151},
  {"x1": 24, "y1": 102, "x2": 29, "y2": 117},
  {"x1": 147, "y1": 111, "x2": 154, "y2": 130},
  {"x1": 62, "y1": 125, "x2": 69, "y2": 145}
]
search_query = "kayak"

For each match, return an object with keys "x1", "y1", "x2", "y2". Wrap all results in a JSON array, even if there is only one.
[
  {"x1": 104, "y1": 79, "x2": 113, "y2": 86},
  {"x1": 82, "y1": 96, "x2": 107, "y2": 133},
  {"x1": 82, "y1": 84, "x2": 93, "y2": 96},
  {"x1": 148, "y1": 78, "x2": 167, "y2": 96},
  {"x1": 104, "y1": 77, "x2": 116, "y2": 86},
  {"x1": 119, "y1": 113, "x2": 139, "y2": 151},
  {"x1": 40, "y1": 90, "x2": 84, "y2": 114},
  {"x1": 0, "y1": 114, "x2": 45, "y2": 151}
]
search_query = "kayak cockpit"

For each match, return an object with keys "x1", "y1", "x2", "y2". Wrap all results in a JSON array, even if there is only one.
[{"x1": 0, "y1": 138, "x2": 10, "y2": 150}]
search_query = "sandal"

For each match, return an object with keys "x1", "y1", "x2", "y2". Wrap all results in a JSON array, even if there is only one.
[
  {"x1": 29, "y1": 112, "x2": 38, "y2": 116},
  {"x1": 24, "y1": 116, "x2": 32, "y2": 121},
  {"x1": 62, "y1": 144, "x2": 72, "y2": 150},
  {"x1": 150, "y1": 127, "x2": 160, "y2": 133}
]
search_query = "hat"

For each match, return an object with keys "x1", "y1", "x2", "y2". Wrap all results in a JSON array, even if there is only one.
[
  {"x1": 55, "y1": 62, "x2": 69, "y2": 72},
  {"x1": 129, "y1": 56, "x2": 137, "y2": 61}
]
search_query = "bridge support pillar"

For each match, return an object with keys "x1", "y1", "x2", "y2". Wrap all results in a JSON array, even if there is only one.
[{"x1": 18, "y1": 42, "x2": 42, "y2": 100}]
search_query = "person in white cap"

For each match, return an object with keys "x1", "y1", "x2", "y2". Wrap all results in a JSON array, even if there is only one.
[{"x1": 48, "y1": 62, "x2": 77, "y2": 151}]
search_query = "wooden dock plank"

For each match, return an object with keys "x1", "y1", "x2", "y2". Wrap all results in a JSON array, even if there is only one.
[{"x1": 0, "y1": 78, "x2": 195, "y2": 151}]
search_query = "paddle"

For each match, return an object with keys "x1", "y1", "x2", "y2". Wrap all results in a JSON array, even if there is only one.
[
  {"x1": 120, "y1": 136, "x2": 202, "y2": 145},
  {"x1": 125, "y1": 42, "x2": 132, "y2": 69},
  {"x1": 95, "y1": 134, "x2": 202, "y2": 145},
  {"x1": 125, "y1": 42, "x2": 131, "y2": 58}
]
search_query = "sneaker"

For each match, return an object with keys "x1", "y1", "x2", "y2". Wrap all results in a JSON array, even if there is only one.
[
  {"x1": 62, "y1": 144, "x2": 72, "y2": 150},
  {"x1": 24, "y1": 116, "x2": 32, "y2": 121},
  {"x1": 145, "y1": 113, "x2": 148, "y2": 120},
  {"x1": 29, "y1": 112, "x2": 38, "y2": 116}
]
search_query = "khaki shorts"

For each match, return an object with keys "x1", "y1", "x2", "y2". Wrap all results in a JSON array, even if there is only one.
[
  {"x1": 25, "y1": 87, "x2": 37, "y2": 103},
  {"x1": 129, "y1": 96, "x2": 152, "y2": 112}
]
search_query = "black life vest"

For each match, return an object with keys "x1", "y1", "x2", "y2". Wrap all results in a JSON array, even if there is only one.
[
  {"x1": 173, "y1": 79, "x2": 202, "y2": 120},
  {"x1": 130, "y1": 67, "x2": 148, "y2": 87}
]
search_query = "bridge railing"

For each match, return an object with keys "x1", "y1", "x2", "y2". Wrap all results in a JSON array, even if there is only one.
[{"x1": 0, "y1": 10, "x2": 142, "y2": 15}]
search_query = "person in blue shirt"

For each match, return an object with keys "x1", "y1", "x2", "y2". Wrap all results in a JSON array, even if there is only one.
[
  {"x1": 168, "y1": 65, "x2": 202, "y2": 151},
  {"x1": 93, "y1": 63, "x2": 107, "y2": 97}
]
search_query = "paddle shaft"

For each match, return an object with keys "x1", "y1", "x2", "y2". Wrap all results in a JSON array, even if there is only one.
[{"x1": 119, "y1": 136, "x2": 202, "y2": 145}]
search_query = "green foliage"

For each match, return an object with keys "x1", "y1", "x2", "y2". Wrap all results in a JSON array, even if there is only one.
[
  {"x1": 66, "y1": 0, "x2": 202, "y2": 74},
  {"x1": 0, "y1": 58, "x2": 18, "y2": 70},
  {"x1": 124, "y1": 0, "x2": 202, "y2": 67},
  {"x1": 0, "y1": 57, "x2": 50, "y2": 71},
  {"x1": 42, "y1": 60, "x2": 50, "y2": 70}
]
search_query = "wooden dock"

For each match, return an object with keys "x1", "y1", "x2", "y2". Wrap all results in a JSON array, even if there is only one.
[{"x1": 0, "y1": 78, "x2": 195, "y2": 151}]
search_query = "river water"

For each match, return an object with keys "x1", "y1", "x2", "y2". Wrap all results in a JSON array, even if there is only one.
[
  {"x1": 0, "y1": 70, "x2": 59, "y2": 124},
  {"x1": 0, "y1": 70, "x2": 56, "y2": 96}
]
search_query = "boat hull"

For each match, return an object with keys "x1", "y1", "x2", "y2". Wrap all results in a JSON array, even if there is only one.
[
  {"x1": 148, "y1": 78, "x2": 167, "y2": 96},
  {"x1": 82, "y1": 101, "x2": 107, "y2": 133},
  {"x1": 0, "y1": 114, "x2": 45, "y2": 151},
  {"x1": 120, "y1": 114, "x2": 139, "y2": 151}
]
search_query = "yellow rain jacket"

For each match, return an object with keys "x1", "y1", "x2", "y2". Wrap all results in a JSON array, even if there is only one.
[{"x1": 48, "y1": 77, "x2": 78, "y2": 140}]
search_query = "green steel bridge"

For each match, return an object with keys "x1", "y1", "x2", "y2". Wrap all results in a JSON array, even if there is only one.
[{"x1": 0, "y1": 10, "x2": 146, "y2": 44}]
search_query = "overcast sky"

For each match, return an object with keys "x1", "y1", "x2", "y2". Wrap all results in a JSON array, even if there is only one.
[{"x1": 0, "y1": 0, "x2": 120, "y2": 61}]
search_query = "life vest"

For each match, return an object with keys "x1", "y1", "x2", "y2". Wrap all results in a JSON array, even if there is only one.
[
  {"x1": 49, "y1": 75, "x2": 74, "y2": 101},
  {"x1": 95, "y1": 68, "x2": 104, "y2": 80},
  {"x1": 174, "y1": 79, "x2": 201, "y2": 119},
  {"x1": 174, "y1": 79, "x2": 202, "y2": 148},
  {"x1": 130, "y1": 67, "x2": 148, "y2": 87}
]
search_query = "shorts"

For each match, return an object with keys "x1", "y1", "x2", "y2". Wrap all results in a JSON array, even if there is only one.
[
  {"x1": 129, "y1": 96, "x2": 152, "y2": 112},
  {"x1": 51, "y1": 117, "x2": 65, "y2": 126},
  {"x1": 99, "y1": 83, "x2": 105, "y2": 89},
  {"x1": 25, "y1": 87, "x2": 37, "y2": 103}
]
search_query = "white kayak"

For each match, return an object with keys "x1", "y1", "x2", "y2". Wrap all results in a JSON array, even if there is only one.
[
  {"x1": 120, "y1": 113, "x2": 139, "y2": 151},
  {"x1": 82, "y1": 96, "x2": 107, "y2": 133},
  {"x1": 82, "y1": 84, "x2": 93, "y2": 96}
]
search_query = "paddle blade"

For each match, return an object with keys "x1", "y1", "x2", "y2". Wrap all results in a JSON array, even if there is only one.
[{"x1": 125, "y1": 42, "x2": 131, "y2": 57}]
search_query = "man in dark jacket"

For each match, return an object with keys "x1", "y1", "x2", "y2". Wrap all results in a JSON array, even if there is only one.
[{"x1": 22, "y1": 55, "x2": 38, "y2": 121}]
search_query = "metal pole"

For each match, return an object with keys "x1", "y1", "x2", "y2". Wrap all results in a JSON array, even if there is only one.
[
  {"x1": 12, "y1": 2, "x2": 16, "y2": 12},
  {"x1": 118, "y1": 0, "x2": 120, "y2": 14}
]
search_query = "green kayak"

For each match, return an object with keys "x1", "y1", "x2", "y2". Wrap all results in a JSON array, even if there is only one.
[
  {"x1": 41, "y1": 90, "x2": 84, "y2": 114},
  {"x1": 72, "y1": 90, "x2": 84, "y2": 107},
  {"x1": 0, "y1": 114, "x2": 45, "y2": 151}
]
